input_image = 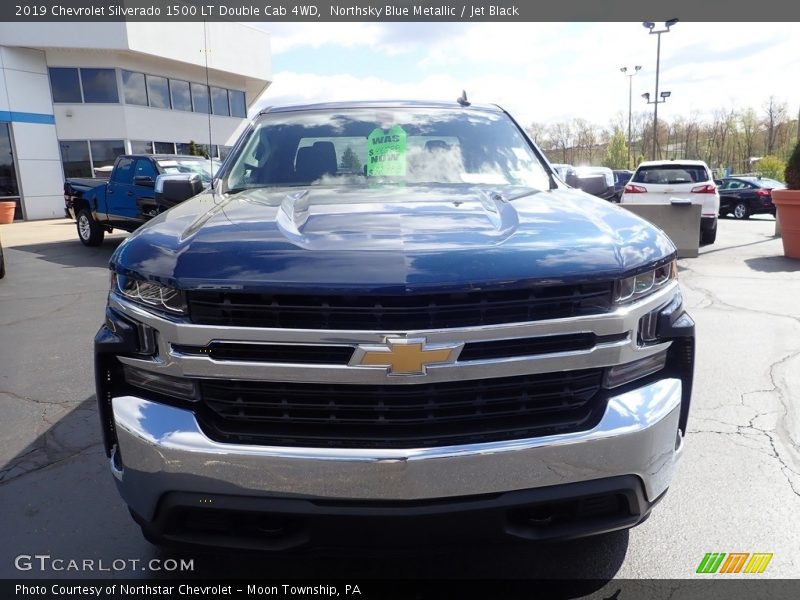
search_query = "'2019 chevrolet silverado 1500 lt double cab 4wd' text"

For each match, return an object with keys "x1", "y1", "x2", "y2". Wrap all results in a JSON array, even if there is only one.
[{"x1": 95, "y1": 101, "x2": 694, "y2": 550}]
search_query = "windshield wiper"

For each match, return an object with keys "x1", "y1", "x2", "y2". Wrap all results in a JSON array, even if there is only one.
[
  {"x1": 507, "y1": 189, "x2": 544, "y2": 202},
  {"x1": 225, "y1": 187, "x2": 250, "y2": 195}
]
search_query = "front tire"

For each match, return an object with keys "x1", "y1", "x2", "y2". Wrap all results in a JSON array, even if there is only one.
[
  {"x1": 733, "y1": 202, "x2": 750, "y2": 220},
  {"x1": 77, "y1": 208, "x2": 105, "y2": 246}
]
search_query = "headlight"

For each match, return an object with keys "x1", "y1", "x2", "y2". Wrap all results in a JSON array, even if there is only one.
[
  {"x1": 113, "y1": 273, "x2": 187, "y2": 314},
  {"x1": 614, "y1": 260, "x2": 677, "y2": 304}
]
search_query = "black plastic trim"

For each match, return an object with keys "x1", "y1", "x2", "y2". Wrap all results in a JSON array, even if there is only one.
[
  {"x1": 132, "y1": 475, "x2": 662, "y2": 552},
  {"x1": 655, "y1": 292, "x2": 695, "y2": 433}
]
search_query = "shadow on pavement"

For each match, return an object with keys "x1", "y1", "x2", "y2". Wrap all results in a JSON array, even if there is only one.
[
  {"x1": 152, "y1": 530, "x2": 629, "y2": 582},
  {"x1": 697, "y1": 235, "x2": 778, "y2": 257},
  {"x1": 0, "y1": 396, "x2": 102, "y2": 487},
  {"x1": 744, "y1": 255, "x2": 800, "y2": 273},
  {"x1": 9, "y1": 236, "x2": 125, "y2": 270},
  {"x1": 718, "y1": 215, "x2": 776, "y2": 222}
]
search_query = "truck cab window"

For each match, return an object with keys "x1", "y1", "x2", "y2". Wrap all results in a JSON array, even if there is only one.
[
  {"x1": 134, "y1": 159, "x2": 157, "y2": 181},
  {"x1": 114, "y1": 158, "x2": 135, "y2": 184}
]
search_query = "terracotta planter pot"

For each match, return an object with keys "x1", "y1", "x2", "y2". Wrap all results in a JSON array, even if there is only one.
[
  {"x1": 0, "y1": 201, "x2": 16, "y2": 225},
  {"x1": 772, "y1": 189, "x2": 800, "y2": 259}
]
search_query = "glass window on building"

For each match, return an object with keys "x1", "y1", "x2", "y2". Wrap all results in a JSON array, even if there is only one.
[
  {"x1": 49, "y1": 68, "x2": 83, "y2": 103},
  {"x1": 210, "y1": 87, "x2": 230, "y2": 116},
  {"x1": 121, "y1": 70, "x2": 147, "y2": 106},
  {"x1": 89, "y1": 140, "x2": 125, "y2": 170},
  {"x1": 146, "y1": 75, "x2": 170, "y2": 109},
  {"x1": 80, "y1": 68, "x2": 119, "y2": 103},
  {"x1": 154, "y1": 141, "x2": 175, "y2": 154},
  {"x1": 229, "y1": 90, "x2": 246, "y2": 118},
  {"x1": 0, "y1": 123, "x2": 19, "y2": 197},
  {"x1": 176, "y1": 142, "x2": 209, "y2": 157},
  {"x1": 170, "y1": 79, "x2": 192, "y2": 111},
  {"x1": 130, "y1": 140, "x2": 153, "y2": 154},
  {"x1": 59, "y1": 140, "x2": 92, "y2": 178},
  {"x1": 1, "y1": 122, "x2": 23, "y2": 219},
  {"x1": 191, "y1": 83, "x2": 210, "y2": 114}
]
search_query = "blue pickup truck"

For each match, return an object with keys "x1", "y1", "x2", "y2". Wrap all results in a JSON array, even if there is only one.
[
  {"x1": 95, "y1": 100, "x2": 695, "y2": 551},
  {"x1": 64, "y1": 154, "x2": 214, "y2": 246}
]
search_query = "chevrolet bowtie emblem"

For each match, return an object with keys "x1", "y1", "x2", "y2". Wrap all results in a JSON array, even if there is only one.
[{"x1": 350, "y1": 337, "x2": 463, "y2": 375}]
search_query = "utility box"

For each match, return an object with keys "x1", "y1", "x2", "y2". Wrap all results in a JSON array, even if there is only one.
[{"x1": 621, "y1": 202, "x2": 702, "y2": 258}]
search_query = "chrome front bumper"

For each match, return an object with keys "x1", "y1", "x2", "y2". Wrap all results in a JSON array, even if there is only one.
[{"x1": 112, "y1": 378, "x2": 683, "y2": 521}]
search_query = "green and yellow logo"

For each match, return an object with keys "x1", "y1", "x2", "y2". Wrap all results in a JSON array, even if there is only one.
[{"x1": 696, "y1": 552, "x2": 773, "y2": 574}]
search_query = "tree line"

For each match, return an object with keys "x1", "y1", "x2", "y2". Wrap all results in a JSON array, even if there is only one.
[{"x1": 526, "y1": 96, "x2": 799, "y2": 179}]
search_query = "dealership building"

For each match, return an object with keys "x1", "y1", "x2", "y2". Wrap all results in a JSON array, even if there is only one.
[{"x1": 0, "y1": 22, "x2": 271, "y2": 220}]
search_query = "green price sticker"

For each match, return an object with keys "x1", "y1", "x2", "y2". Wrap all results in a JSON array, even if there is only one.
[{"x1": 366, "y1": 126, "x2": 407, "y2": 176}]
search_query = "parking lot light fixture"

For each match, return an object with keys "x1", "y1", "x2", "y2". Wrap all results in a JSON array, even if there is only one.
[
  {"x1": 621, "y1": 65, "x2": 642, "y2": 169},
  {"x1": 643, "y1": 19, "x2": 678, "y2": 160}
]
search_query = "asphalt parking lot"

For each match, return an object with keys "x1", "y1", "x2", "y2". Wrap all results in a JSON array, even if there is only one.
[{"x1": 1, "y1": 216, "x2": 799, "y2": 583}]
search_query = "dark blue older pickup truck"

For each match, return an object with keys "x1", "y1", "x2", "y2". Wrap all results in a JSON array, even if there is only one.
[
  {"x1": 64, "y1": 154, "x2": 214, "y2": 246},
  {"x1": 95, "y1": 100, "x2": 695, "y2": 550}
]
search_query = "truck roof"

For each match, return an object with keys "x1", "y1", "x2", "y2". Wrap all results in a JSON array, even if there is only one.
[{"x1": 259, "y1": 100, "x2": 505, "y2": 115}]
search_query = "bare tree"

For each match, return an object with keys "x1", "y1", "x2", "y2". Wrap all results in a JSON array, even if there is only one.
[
  {"x1": 550, "y1": 121, "x2": 574, "y2": 163},
  {"x1": 535, "y1": 97, "x2": 796, "y2": 172},
  {"x1": 685, "y1": 113, "x2": 701, "y2": 160},
  {"x1": 739, "y1": 107, "x2": 759, "y2": 170},
  {"x1": 572, "y1": 118, "x2": 600, "y2": 164},
  {"x1": 632, "y1": 111, "x2": 650, "y2": 164},
  {"x1": 763, "y1": 96, "x2": 788, "y2": 155},
  {"x1": 525, "y1": 122, "x2": 548, "y2": 146}
]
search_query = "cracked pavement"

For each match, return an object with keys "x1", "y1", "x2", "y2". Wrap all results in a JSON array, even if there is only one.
[{"x1": 0, "y1": 216, "x2": 798, "y2": 581}]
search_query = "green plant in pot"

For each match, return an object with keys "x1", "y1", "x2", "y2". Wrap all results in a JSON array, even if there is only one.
[{"x1": 772, "y1": 141, "x2": 800, "y2": 259}]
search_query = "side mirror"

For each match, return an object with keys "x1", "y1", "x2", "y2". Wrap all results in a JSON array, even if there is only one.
[
  {"x1": 565, "y1": 170, "x2": 579, "y2": 187},
  {"x1": 133, "y1": 175, "x2": 155, "y2": 187},
  {"x1": 154, "y1": 173, "x2": 203, "y2": 211}
]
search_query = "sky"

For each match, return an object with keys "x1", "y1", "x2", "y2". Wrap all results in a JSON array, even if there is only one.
[{"x1": 248, "y1": 22, "x2": 800, "y2": 129}]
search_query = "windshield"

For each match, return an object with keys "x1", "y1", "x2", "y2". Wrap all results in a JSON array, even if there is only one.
[
  {"x1": 156, "y1": 158, "x2": 218, "y2": 182},
  {"x1": 224, "y1": 107, "x2": 550, "y2": 191},
  {"x1": 632, "y1": 164, "x2": 710, "y2": 185}
]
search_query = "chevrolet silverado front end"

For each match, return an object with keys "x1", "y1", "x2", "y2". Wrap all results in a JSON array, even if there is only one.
[{"x1": 95, "y1": 101, "x2": 694, "y2": 550}]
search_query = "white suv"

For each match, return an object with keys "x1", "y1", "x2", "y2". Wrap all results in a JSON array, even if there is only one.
[{"x1": 621, "y1": 160, "x2": 720, "y2": 245}]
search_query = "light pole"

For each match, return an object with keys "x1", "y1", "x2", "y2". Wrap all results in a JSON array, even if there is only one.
[
  {"x1": 620, "y1": 66, "x2": 641, "y2": 169},
  {"x1": 642, "y1": 19, "x2": 678, "y2": 160}
]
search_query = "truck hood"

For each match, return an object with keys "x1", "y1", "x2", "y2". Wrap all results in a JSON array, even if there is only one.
[{"x1": 111, "y1": 185, "x2": 676, "y2": 293}]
